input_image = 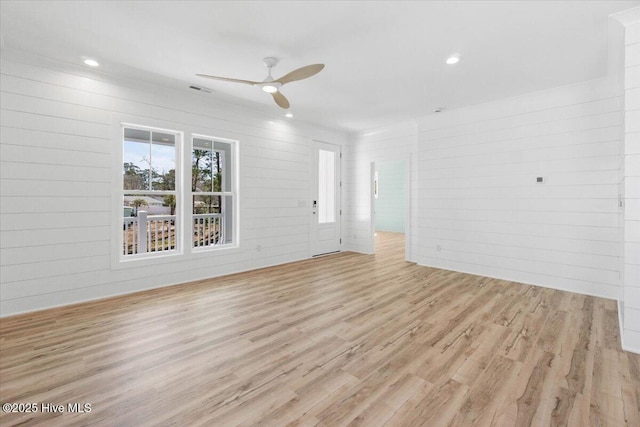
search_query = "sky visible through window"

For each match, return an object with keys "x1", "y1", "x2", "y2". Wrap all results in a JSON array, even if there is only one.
[{"x1": 124, "y1": 140, "x2": 175, "y2": 175}]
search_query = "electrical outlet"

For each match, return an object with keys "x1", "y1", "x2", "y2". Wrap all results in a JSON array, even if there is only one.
[{"x1": 436, "y1": 245, "x2": 441, "y2": 252}]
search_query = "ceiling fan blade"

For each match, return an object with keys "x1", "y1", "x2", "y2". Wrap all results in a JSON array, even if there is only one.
[
  {"x1": 271, "y1": 91, "x2": 290, "y2": 109},
  {"x1": 195, "y1": 74, "x2": 260, "y2": 86},
  {"x1": 275, "y1": 64, "x2": 324, "y2": 85}
]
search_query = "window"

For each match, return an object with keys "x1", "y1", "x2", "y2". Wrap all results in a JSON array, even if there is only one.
[
  {"x1": 318, "y1": 149, "x2": 336, "y2": 223},
  {"x1": 117, "y1": 124, "x2": 237, "y2": 263},
  {"x1": 192, "y1": 136, "x2": 236, "y2": 249},
  {"x1": 121, "y1": 125, "x2": 181, "y2": 258}
]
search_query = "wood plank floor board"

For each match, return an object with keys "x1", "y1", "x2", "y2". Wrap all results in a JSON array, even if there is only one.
[
  {"x1": 390, "y1": 378, "x2": 468, "y2": 427},
  {"x1": 1, "y1": 232, "x2": 639, "y2": 426}
]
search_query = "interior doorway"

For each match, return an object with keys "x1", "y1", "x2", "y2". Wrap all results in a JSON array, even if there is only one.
[{"x1": 372, "y1": 159, "x2": 408, "y2": 257}]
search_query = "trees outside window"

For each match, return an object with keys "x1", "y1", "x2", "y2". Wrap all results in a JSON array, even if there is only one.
[
  {"x1": 192, "y1": 137, "x2": 235, "y2": 248},
  {"x1": 119, "y1": 126, "x2": 236, "y2": 260},
  {"x1": 121, "y1": 126, "x2": 179, "y2": 257}
]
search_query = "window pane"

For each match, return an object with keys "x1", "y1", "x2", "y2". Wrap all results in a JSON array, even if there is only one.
[
  {"x1": 191, "y1": 136, "x2": 235, "y2": 250},
  {"x1": 318, "y1": 149, "x2": 335, "y2": 223},
  {"x1": 124, "y1": 128, "x2": 150, "y2": 142},
  {"x1": 123, "y1": 128, "x2": 176, "y2": 191},
  {"x1": 193, "y1": 139, "x2": 230, "y2": 193},
  {"x1": 122, "y1": 194, "x2": 176, "y2": 255},
  {"x1": 192, "y1": 195, "x2": 221, "y2": 214},
  {"x1": 211, "y1": 150, "x2": 225, "y2": 192},
  {"x1": 193, "y1": 139, "x2": 213, "y2": 192},
  {"x1": 123, "y1": 139, "x2": 150, "y2": 191},
  {"x1": 223, "y1": 195, "x2": 233, "y2": 244},
  {"x1": 151, "y1": 132, "x2": 176, "y2": 191},
  {"x1": 214, "y1": 141, "x2": 231, "y2": 192},
  {"x1": 192, "y1": 195, "x2": 226, "y2": 248},
  {"x1": 152, "y1": 132, "x2": 175, "y2": 145},
  {"x1": 193, "y1": 138, "x2": 212, "y2": 150}
]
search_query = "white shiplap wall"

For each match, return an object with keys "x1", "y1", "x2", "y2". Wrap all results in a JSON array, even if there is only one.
[
  {"x1": 342, "y1": 123, "x2": 417, "y2": 259},
  {"x1": 415, "y1": 77, "x2": 624, "y2": 300},
  {"x1": 622, "y1": 17, "x2": 640, "y2": 352},
  {"x1": 0, "y1": 53, "x2": 347, "y2": 316}
]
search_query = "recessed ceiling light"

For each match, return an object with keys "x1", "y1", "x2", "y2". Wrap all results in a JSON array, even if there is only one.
[
  {"x1": 446, "y1": 55, "x2": 460, "y2": 65},
  {"x1": 285, "y1": 112, "x2": 293, "y2": 118},
  {"x1": 84, "y1": 58, "x2": 99, "y2": 67}
]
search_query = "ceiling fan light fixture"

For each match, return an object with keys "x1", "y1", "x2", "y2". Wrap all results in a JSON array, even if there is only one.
[
  {"x1": 285, "y1": 112, "x2": 293, "y2": 118},
  {"x1": 83, "y1": 58, "x2": 99, "y2": 67},
  {"x1": 262, "y1": 84, "x2": 279, "y2": 93},
  {"x1": 446, "y1": 55, "x2": 461, "y2": 65}
]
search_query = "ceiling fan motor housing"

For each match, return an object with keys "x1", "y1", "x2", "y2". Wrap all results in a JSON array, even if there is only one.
[{"x1": 263, "y1": 57, "x2": 279, "y2": 68}]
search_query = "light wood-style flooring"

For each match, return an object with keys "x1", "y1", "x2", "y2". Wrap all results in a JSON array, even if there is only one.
[{"x1": 1, "y1": 232, "x2": 639, "y2": 426}]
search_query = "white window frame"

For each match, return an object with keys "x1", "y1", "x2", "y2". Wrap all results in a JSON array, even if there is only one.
[
  {"x1": 191, "y1": 134, "x2": 239, "y2": 252},
  {"x1": 111, "y1": 120, "x2": 240, "y2": 269},
  {"x1": 113, "y1": 122, "x2": 184, "y2": 266}
]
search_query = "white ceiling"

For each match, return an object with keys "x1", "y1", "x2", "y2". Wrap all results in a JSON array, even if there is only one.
[{"x1": 1, "y1": 0, "x2": 638, "y2": 132}]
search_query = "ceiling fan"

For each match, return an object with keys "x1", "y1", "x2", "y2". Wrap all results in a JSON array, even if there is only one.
[{"x1": 196, "y1": 57, "x2": 324, "y2": 109}]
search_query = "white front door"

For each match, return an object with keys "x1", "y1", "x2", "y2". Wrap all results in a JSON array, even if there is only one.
[{"x1": 310, "y1": 141, "x2": 341, "y2": 256}]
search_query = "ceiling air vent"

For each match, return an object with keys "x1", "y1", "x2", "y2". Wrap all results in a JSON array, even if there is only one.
[{"x1": 189, "y1": 85, "x2": 212, "y2": 93}]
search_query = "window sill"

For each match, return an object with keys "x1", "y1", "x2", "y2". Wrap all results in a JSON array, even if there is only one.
[
  {"x1": 111, "y1": 244, "x2": 242, "y2": 270},
  {"x1": 191, "y1": 243, "x2": 240, "y2": 256},
  {"x1": 114, "y1": 250, "x2": 182, "y2": 269}
]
